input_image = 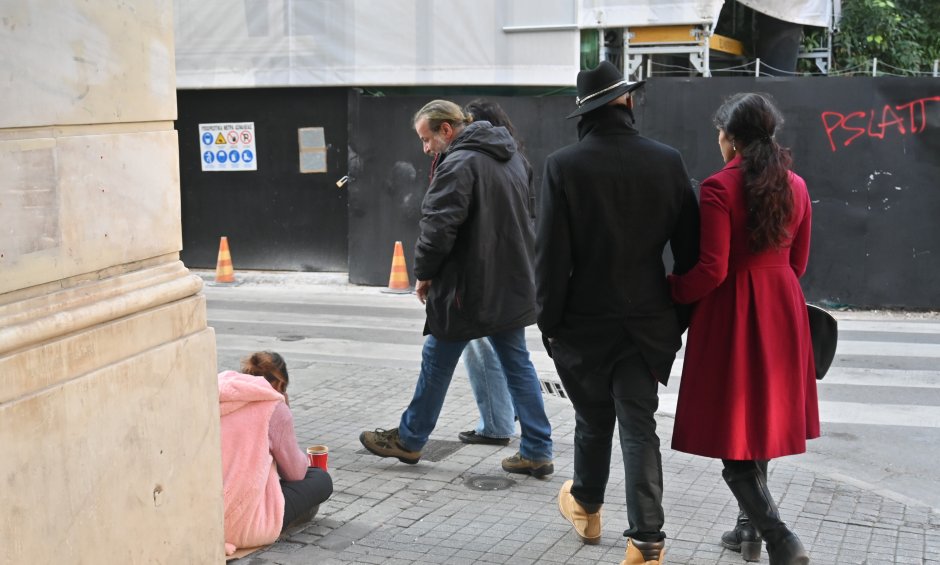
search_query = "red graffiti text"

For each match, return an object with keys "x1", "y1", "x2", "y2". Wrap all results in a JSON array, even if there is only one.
[{"x1": 821, "y1": 96, "x2": 940, "y2": 152}]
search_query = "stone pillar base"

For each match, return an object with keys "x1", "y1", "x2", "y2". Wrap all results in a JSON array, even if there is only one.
[{"x1": 1, "y1": 258, "x2": 224, "y2": 563}]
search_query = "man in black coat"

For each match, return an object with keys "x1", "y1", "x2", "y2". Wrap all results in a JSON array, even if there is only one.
[
  {"x1": 537, "y1": 62, "x2": 699, "y2": 564},
  {"x1": 360, "y1": 100, "x2": 554, "y2": 477}
]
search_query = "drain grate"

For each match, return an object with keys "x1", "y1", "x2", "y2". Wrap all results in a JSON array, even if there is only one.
[
  {"x1": 356, "y1": 439, "x2": 465, "y2": 463},
  {"x1": 277, "y1": 335, "x2": 306, "y2": 342},
  {"x1": 539, "y1": 378, "x2": 568, "y2": 399},
  {"x1": 464, "y1": 474, "x2": 516, "y2": 491},
  {"x1": 420, "y1": 439, "x2": 465, "y2": 462}
]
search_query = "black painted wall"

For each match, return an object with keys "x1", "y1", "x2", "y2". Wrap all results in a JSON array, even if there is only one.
[
  {"x1": 177, "y1": 79, "x2": 939, "y2": 308},
  {"x1": 347, "y1": 93, "x2": 578, "y2": 286},
  {"x1": 637, "y1": 77, "x2": 940, "y2": 308},
  {"x1": 176, "y1": 88, "x2": 348, "y2": 271}
]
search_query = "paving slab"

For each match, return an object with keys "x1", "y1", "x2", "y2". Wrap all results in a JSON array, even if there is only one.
[
  {"x1": 204, "y1": 272, "x2": 940, "y2": 564},
  {"x1": 220, "y1": 358, "x2": 940, "y2": 564}
]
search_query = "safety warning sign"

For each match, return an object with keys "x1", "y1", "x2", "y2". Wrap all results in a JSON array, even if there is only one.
[{"x1": 199, "y1": 122, "x2": 257, "y2": 172}]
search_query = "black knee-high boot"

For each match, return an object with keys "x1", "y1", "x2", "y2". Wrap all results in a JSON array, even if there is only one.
[
  {"x1": 722, "y1": 461, "x2": 809, "y2": 565},
  {"x1": 721, "y1": 508, "x2": 762, "y2": 561},
  {"x1": 721, "y1": 460, "x2": 767, "y2": 561}
]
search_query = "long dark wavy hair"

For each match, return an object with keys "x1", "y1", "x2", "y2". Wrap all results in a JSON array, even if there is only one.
[
  {"x1": 713, "y1": 93, "x2": 793, "y2": 252},
  {"x1": 464, "y1": 98, "x2": 524, "y2": 153}
]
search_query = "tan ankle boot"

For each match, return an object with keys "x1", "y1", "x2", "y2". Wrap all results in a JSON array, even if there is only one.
[
  {"x1": 620, "y1": 538, "x2": 665, "y2": 565},
  {"x1": 557, "y1": 480, "x2": 601, "y2": 544}
]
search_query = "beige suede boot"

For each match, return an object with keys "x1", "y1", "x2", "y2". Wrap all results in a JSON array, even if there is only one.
[
  {"x1": 620, "y1": 538, "x2": 665, "y2": 565},
  {"x1": 557, "y1": 480, "x2": 601, "y2": 544}
]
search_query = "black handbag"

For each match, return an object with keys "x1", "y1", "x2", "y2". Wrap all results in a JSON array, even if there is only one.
[{"x1": 806, "y1": 304, "x2": 838, "y2": 380}]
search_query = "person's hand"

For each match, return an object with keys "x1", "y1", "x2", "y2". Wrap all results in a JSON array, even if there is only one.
[
  {"x1": 416, "y1": 279, "x2": 431, "y2": 304},
  {"x1": 541, "y1": 334, "x2": 555, "y2": 358}
]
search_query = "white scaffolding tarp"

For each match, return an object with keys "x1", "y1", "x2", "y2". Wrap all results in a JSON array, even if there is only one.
[
  {"x1": 173, "y1": 1, "x2": 838, "y2": 89},
  {"x1": 174, "y1": 0, "x2": 580, "y2": 88},
  {"x1": 577, "y1": 0, "x2": 725, "y2": 28},
  {"x1": 737, "y1": 0, "x2": 837, "y2": 28}
]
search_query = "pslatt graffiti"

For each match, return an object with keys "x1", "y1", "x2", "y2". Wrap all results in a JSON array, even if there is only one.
[{"x1": 821, "y1": 96, "x2": 940, "y2": 152}]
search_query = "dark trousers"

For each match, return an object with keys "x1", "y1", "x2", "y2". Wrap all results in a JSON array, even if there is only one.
[
  {"x1": 555, "y1": 345, "x2": 665, "y2": 542},
  {"x1": 281, "y1": 467, "x2": 333, "y2": 531}
]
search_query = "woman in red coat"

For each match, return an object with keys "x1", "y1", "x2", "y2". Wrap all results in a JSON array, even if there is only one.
[{"x1": 668, "y1": 93, "x2": 818, "y2": 565}]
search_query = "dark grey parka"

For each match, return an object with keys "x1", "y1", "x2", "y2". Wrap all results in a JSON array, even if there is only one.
[{"x1": 414, "y1": 121, "x2": 536, "y2": 341}]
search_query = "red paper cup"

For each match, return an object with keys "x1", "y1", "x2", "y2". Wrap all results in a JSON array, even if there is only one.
[{"x1": 306, "y1": 445, "x2": 329, "y2": 471}]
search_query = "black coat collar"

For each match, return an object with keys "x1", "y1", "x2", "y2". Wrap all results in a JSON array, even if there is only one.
[{"x1": 577, "y1": 105, "x2": 638, "y2": 140}]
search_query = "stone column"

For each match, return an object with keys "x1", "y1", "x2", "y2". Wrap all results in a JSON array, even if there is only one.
[{"x1": 0, "y1": 2, "x2": 224, "y2": 562}]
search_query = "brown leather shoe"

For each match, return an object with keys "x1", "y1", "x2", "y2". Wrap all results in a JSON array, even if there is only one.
[
  {"x1": 359, "y1": 428, "x2": 421, "y2": 464},
  {"x1": 558, "y1": 480, "x2": 601, "y2": 544},
  {"x1": 501, "y1": 452, "x2": 554, "y2": 478},
  {"x1": 621, "y1": 538, "x2": 665, "y2": 565}
]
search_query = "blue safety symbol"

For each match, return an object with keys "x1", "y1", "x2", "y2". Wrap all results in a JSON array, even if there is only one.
[
  {"x1": 202, "y1": 132, "x2": 214, "y2": 145},
  {"x1": 216, "y1": 150, "x2": 228, "y2": 163},
  {"x1": 203, "y1": 151, "x2": 215, "y2": 164},
  {"x1": 229, "y1": 149, "x2": 240, "y2": 163},
  {"x1": 241, "y1": 149, "x2": 254, "y2": 163}
]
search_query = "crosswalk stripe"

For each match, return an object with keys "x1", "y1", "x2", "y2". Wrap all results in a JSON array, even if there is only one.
[
  {"x1": 213, "y1": 329, "x2": 940, "y2": 429},
  {"x1": 208, "y1": 292, "x2": 940, "y2": 430},
  {"x1": 834, "y1": 319, "x2": 940, "y2": 334},
  {"x1": 656, "y1": 395, "x2": 940, "y2": 428},
  {"x1": 210, "y1": 311, "x2": 940, "y2": 358},
  {"x1": 816, "y1": 368, "x2": 940, "y2": 388},
  {"x1": 217, "y1": 336, "x2": 422, "y2": 362},
  {"x1": 210, "y1": 311, "x2": 426, "y2": 333},
  {"x1": 831, "y1": 340, "x2": 940, "y2": 357}
]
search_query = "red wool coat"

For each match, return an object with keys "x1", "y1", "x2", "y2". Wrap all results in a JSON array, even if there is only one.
[{"x1": 668, "y1": 155, "x2": 820, "y2": 460}]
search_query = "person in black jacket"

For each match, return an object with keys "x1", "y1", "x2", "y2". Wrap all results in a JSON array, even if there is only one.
[
  {"x1": 537, "y1": 62, "x2": 699, "y2": 565},
  {"x1": 453, "y1": 99, "x2": 526, "y2": 447},
  {"x1": 360, "y1": 99, "x2": 553, "y2": 478}
]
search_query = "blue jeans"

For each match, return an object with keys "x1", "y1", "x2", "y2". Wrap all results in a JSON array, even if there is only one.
[
  {"x1": 463, "y1": 338, "x2": 516, "y2": 438},
  {"x1": 398, "y1": 327, "x2": 553, "y2": 461}
]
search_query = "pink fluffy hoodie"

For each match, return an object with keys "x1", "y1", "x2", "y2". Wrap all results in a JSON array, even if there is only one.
[{"x1": 218, "y1": 370, "x2": 289, "y2": 555}]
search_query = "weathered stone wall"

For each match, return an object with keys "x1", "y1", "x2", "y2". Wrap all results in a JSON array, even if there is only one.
[{"x1": 0, "y1": 2, "x2": 224, "y2": 563}]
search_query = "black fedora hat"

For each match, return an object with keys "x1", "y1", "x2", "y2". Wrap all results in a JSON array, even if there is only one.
[{"x1": 567, "y1": 60, "x2": 645, "y2": 119}]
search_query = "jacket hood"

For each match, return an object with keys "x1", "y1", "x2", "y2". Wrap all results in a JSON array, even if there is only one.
[
  {"x1": 218, "y1": 370, "x2": 284, "y2": 416},
  {"x1": 448, "y1": 121, "x2": 517, "y2": 162}
]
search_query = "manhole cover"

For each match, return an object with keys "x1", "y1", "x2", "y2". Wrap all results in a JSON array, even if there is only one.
[
  {"x1": 277, "y1": 335, "x2": 306, "y2": 342},
  {"x1": 465, "y1": 475, "x2": 516, "y2": 491},
  {"x1": 356, "y1": 439, "x2": 465, "y2": 463}
]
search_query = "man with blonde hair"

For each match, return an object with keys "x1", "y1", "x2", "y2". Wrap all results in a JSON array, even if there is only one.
[{"x1": 360, "y1": 99, "x2": 553, "y2": 477}]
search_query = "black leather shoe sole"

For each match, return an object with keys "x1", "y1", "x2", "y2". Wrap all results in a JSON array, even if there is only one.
[{"x1": 458, "y1": 430, "x2": 510, "y2": 446}]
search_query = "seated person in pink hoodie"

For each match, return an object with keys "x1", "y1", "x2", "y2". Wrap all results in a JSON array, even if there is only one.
[{"x1": 218, "y1": 351, "x2": 332, "y2": 555}]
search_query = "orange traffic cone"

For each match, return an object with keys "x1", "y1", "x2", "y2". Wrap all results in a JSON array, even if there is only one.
[
  {"x1": 214, "y1": 236, "x2": 236, "y2": 284},
  {"x1": 381, "y1": 240, "x2": 411, "y2": 294}
]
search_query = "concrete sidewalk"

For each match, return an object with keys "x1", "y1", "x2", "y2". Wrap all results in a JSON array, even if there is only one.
[
  {"x1": 207, "y1": 272, "x2": 940, "y2": 564},
  {"x1": 229, "y1": 365, "x2": 938, "y2": 565}
]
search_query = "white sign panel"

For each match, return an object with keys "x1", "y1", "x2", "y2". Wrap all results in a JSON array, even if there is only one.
[{"x1": 199, "y1": 122, "x2": 257, "y2": 171}]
